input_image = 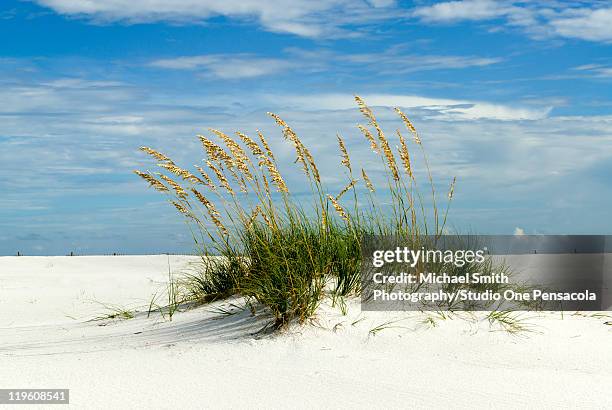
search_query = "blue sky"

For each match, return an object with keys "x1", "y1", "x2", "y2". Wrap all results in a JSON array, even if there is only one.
[{"x1": 1, "y1": 0, "x2": 611, "y2": 255}]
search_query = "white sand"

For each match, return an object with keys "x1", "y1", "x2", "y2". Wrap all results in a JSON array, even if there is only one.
[{"x1": 1, "y1": 256, "x2": 611, "y2": 409}]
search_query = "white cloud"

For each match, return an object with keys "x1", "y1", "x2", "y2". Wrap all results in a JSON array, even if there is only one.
[
  {"x1": 32, "y1": 0, "x2": 397, "y2": 38},
  {"x1": 514, "y1": 227, "x2": 525, "y2": 235},
  {"x1": 572, "y1": 64, "x2": 612, "y2": 78},
  {"x1": 150, "y1": 55, "x2": 293, "y2": 79},
  {"x1": 412, "y1": 1, "x2": 612, "y2": 44},
  {"x1": 340, "y1": 52, "x2": 502, "y2": 73},
  {"x1": 270, "y1": 93, "x2": 552, "y2": 121},
  {"x1": 412, "y1": 0, "x2": 511, "y2": 22},
  {"x1": 148, "y1": 48, "x2": 503, "y2": 79},
  {"x1": 549, "y1": 8, "x2": 612, "y2": 42}
]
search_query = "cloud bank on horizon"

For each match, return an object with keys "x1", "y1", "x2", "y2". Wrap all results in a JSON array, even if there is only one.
[{"x1": 0, "y1": 0, "x2": 611, "y2": 254}]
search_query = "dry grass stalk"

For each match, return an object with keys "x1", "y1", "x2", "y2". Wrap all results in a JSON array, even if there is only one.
[
  {"x1": 397, "y1": 130, "x2": 413, "y2": 178},
  {"x1": 262, "y1": 156, "x2": 289, "y2": 193},
  {"x1": 211, "y1": 129, "x2": 253, "y2": 181},
  {"x1": 337, "y1": 134, "x2": 351, "y2": 172},
  {"x1": 262, "y1": 173, "x2": 271, "y2": 194},
  {"x1": 140, "y1": 147, "x2": 174, "y2": 164},
  {"x1": 199, "y1": 135, "x2": 235, "y2": 166},
  {"x1": 206, "y1": 160, "x2": 234, "y2": 195},
  {"x1": 171, "y1": 201, "x2": 191, "y2": 216},
  {"x1": 246, "y1": 206, "x2": 261, "y2": 228},
  {"x1": 257, "y1": 131, "x2": 275, "y2": 161},
  {"x1": 448, "y1": 176, "x2": 457, "y2": 200},
  {"x1": 381, "y1": 139, "x2": 400, "y2": 181},
  {"x1": 237, "y1": 132, "x2": 264, "y2": 158},
  {"x1": 194, "y1": 165, "x2": 216, "y2": 189},
  {"x1": 358, "y1": 125, "x2": 379, "y2": 154},
  {"x1": 336, "y1": 179, "x2": 357, "y2": 200},
  {"x1": 355, "y1": 96, "x2": 399, "y2": 181},
  {"x1": 327, "y1": 195, "x2": 349, "y2": 222},
  {"x1": 158, "y1": 174, "x2": 187, "y2": 199},
  {"x1": 134, "y1": 170, "x2": 169, "y2": 192},
  {"x1": 260, "y1": 209, "x2": 273, "y2": 229},
  {"x1": 158, "y1": 163, "x2": 205, "y2": 185},
  {"x1": 191, "y1": 188, "x2": 227, "y2": 234},
  {"x1": 361, "y1": 169, "x2": 375, "y2": 192},
  {"x1": 268, "y1": 112, "x2": 319, "y2": 182},
  {"x1": 354, "y1": 95, "x2": 376, "y2": 125},
  {"x1": 302, "y1": 146, "x2": 321, "y2": 183},
  {"x1": 394, "y1": 108, "x2": 422, "y2": 145}
]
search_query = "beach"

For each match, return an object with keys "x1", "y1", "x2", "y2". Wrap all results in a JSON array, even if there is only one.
[{"x1": 1, "y1": 255, "x2": 610, "y2": 408}]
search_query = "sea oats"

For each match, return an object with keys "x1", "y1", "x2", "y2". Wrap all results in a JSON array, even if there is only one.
[
  {"x1": 336, "y1": 179, "x2": 357, "y2": 200},
  {"x1": 261, "y1": 157, "x2": 288, "y2": 193},
  {"x1": 327, "y1": 195, "x2": 349, "y2": 222},
  {"x1": 337, "y1": 134, "x2": 351, "y2": 172},
  {"x1": 262, "y1": 173, "x2": 271, "y2": 194},
  {"x1": 397, "y1": 130, "x2": 413, "y2": 178},
  {"x1": 194, "y1": 165, "x2": 216, "y2": 189},
  {"x1": 257, "y1": 130, "x2": 275, "y2": 161},
  {"x1": 198, "y1": 135, "x2": 220, "y2": 161},
  {"x1": 246, "y1": 206, "x2": 261, "y2": 229},
  {"x1": 268, "y1": 112, "x2": 312, "y2": 179},
  {"x1": 302, "y1": 146, "x2": 320, "y2": 183},
  {"x1": 237, "y1": 132, "x2": 264, "y2": 157},
  {"x1": 260, "y1": 210, "x2": 273, "y2": 229},
  {"x1": 134, "y1": 170, "x2": 169, "y2": 192},
  {"x1": 171, "y1": 200, "x2": 191, "y2": 217},
  {"x1": 211, "y1": 129, "x2": 253, "y2": 180},
  {"x1": 394, "y1": 107, "x2": 422, "y2": 144},
  {"x1": 199, "y1": 135, "x2": 235, "y2": 166},
  {"x1": 139, "y1": 147, "x2": 174, "y2": 164},
  {"x1": 355, "y1": 96, "x2": 397, "y2": 176},
  {"x1": 158, "y1": 163, "x2": 205, "y2": 185},
  {"x1": 361, "y1": 168, "x2": 375, "y2": 192},
  {"x1": 394, "y1": 108, "x2": 417, "y2": 134},
  {"x1": 358, "y1": 124, "x2": 379, "y2": 154},
  {"x1": 206, "y1": 160, "x2": 234, "y2": 195},
  {"x1": 448, "y1": 176, "x2": 457, "y2": 200},
  {"x1": 381, "y1": 138, "x2": 400, "y2": 181},
  {"x1": 158, "y1": 174, "x2": 188, "y2": 199},
  {"x1": 354, "y1": 95, "x2": 376, "y2": 125},
  {"x1": 190, "y1": 188, "x2": 227, "y2": 234}
]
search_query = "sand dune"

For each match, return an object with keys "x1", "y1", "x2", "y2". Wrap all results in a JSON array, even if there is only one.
[{"x1": 1, "y1": 256, "x2": 610, "y2": 409}]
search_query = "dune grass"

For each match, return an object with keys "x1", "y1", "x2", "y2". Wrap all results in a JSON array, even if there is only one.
[{"x1": 134, "y1": 96, "x2": 521, "y2": 330}]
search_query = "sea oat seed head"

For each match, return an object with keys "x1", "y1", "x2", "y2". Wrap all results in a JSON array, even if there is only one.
[
  {"x1": 337, "y1": 134, "x2": 352, "y2": 172},
  {"x1": 361, "y1": 169, "x2": 375, "y2": 192},
  {"x1": 157, "y1": 174, "x2": 188, "y2": 198},
  {"x1": 134, "y1": 170, "x2": 169, "y2": 192},
  {"x1": 448, "y1": 176, "x2": 457, "y2": 200},
  {"x1": 397, "y1": 130, "x2": 413, "y2": 178},
  {"x1": 139, "y1": 147, "x2": 174, "y2": 164},
  {"x1": 336, "y1": 179, "x2": 357, "y2": 200},
  {"x1": 327, "y1": 194, "x2": 349, "y2": 222}
]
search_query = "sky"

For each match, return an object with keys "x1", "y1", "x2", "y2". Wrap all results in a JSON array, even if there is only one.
[{"x1": 1, "y1": 0, "x2": 611, "y2": 255}]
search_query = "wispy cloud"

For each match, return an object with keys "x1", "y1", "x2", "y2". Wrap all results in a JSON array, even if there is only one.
[
  {"x1": 412, "y1": 1, "x2": 612, "y2": 43},
  {"x1": 149, "y1": 48, "x2": 502, "y2": 80},
  {"x1": 149, "y1": 54, "x2": 294, "y2": 79},
  {"x1": 573, "y1": 64, "x2": 612, "y2": 78},
  {"x1": 32, "y1": 0, "x2": 400, "y2": 38}
]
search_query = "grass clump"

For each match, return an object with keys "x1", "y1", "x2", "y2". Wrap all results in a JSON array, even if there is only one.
[{"x1": 134, "y1": 96, "x2": 459, "y2": 329}]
